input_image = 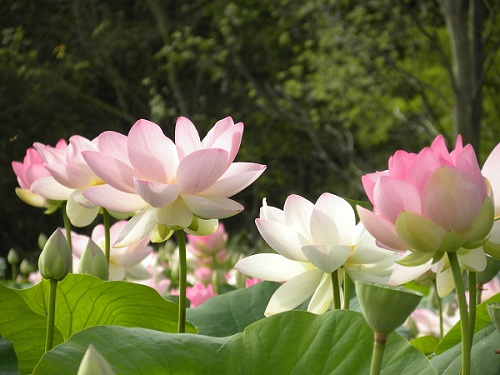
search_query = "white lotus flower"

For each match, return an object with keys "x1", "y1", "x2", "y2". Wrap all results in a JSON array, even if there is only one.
[{"x1": 235, "y1": 193, "x2": 396, "y2": 316}]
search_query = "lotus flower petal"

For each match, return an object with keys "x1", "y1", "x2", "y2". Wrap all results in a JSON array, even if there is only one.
[
  {"x1": 83, "y1": 184, "x2": 147, "y2": 212},
  {"x1": 265, "y1": 268, "x2": 324, "y2": 316},
  {"x1": 458, "y1": 247, "x2": 487, "y2": 272},
  {"x1": 114, "y1": 208, "x2": 157, "y2": 247},
  {"x1": 127, "y1": 119, "x2": 178, "y2": 183},
  {"x1": 83, "y1": 151, "x2": 137, "y2": 193},
  {"x1": 374, "y1": 176, "x2": 422, "y2": 222},
  {"x1": 310, "y1": 193, "x2": 355, "y2": 245},
  {"x1": 357, "y1": 206, "x2": 408, "y2": 251},
  {"x1": 175, "y1": 116, "x2": 202, "y2": 159},
  {"x1": 200, "y1": 162, "x2": 266, "y2": 196},
  {"x1": 255, "y1": 218, "x2": 308, "y2": 262},
  {"x1": 284, "y1": 194, "x2": 314, "y2": 243},
  {"x1": 31, "y1": 176, "x2": 74, "y2": 201},
  {"x1": 177, "y1": 149, "x2": 229, "y2": 193},
  {"x1": 389, "y1": 258, "x2": 432, "y2": 285},
  {"x1": 302, "y1": 244, "x2": 351, "y2": 273},
  {"x1": 308, "y1": 274, "x2": 334, "y2": 314},
  {"x1": 235, "y1": 254, "x2": 313, "y2": 282},
  {"x1": 134, "y1": 179, "x2": 179, "y2": 208},
  {"x1": 155, "y1": 198, "x2": 193, "y2": 228}
]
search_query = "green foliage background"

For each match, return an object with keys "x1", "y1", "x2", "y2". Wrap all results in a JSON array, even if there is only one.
[{"x1": 1, "y1": 0, "x2": 500, "y2": 263}]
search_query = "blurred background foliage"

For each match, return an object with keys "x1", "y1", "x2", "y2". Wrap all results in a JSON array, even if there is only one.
[{"x1": 1, "y1": 0, "x2": 500, "y2": 264}]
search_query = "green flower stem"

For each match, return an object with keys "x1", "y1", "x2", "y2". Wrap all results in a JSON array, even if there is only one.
[
  {"x1": 433, "y1": 279, "x2": 444, "y2": 339},
  {"x1": 331, "y1": 270, "x2": 341, "y2": 310},
  {"x1": 11, "y1": 264, "x2": 18, "y2": 283},
  {"x1": 45, "y1": 279, "x2": 58, "y2": 352},
  {"x1": 468, "y1": 271, "x2": 477, "y2": 345},
  {"x1": 343, "y1": 270, "x2": 351, "y2": 310},
  {"x1": 370, "y1": 332, "x2": 387, "y2": 375},
  {"x1": 448, "y1": 252, "x2": 471, "y2": 375},
  {"x1": 102, "y1": 209, "x2": 111, "y2": 269},
  {"x1": 176, "y1": 230, "x2": 187, "y2": 333},
  {"x1": 61, "y1": 203, "x2": 73, "y2": 270}
]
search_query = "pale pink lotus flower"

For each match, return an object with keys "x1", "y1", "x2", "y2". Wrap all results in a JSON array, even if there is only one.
[
  {"x1": 358, "y1": 135, "x2": 494, "y2": 267},
  {"x1": 194, "y1": 267, "x2": 212, "y2": 285},
  {"x1": 12, "y1": 140, "x2": 71, "y2": 210},
  {"x1": 187, "y1": 222, "x2": 228, "y2": 258},
  {"x1": 235, "y1": 193, "x2": 396, "y2": 316},
  {"x1": 409, "y1": 307, "x2": 459, "y2": 338},
  {"x1": 245, "y1": 277, "x2": 262, "y2": 287},
  {"x1": 133, "y1": 252, "x2": 171, "y2": 296},
  {"x1": 29, "y1": 136, "x2": 111, "y2": 227},
  {"x1": 82, "y1": 117, "x2": 266, "y2": 246},
  {"x1": 71, "y1": 221, "x2": 153, "y2": 281}
]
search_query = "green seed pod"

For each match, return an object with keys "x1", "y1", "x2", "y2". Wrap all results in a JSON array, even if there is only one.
[
  {"x1": 38, "y1": 228, "x2": 72, "y2": 281},
  {"x1": 78, "y1": 240, "x2": 109, "y2": 281},
  {"x1": 355, "y1": 281, "x2": 423, "y2": 335}
]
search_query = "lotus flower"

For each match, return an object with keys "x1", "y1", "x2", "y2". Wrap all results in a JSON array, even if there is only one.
[
  {"x1": 235, "y1": 193, "x2": 395, "y2": 316},
  {"x1": 187, "y1": 222, "x2": 228, "y2": 258},
  {"x1": 30, "y1": 136, "x2": 108, "y2": 227},
  {"x1": 358, "y1": 135, "x2": 494, "y2": 266},
  {"x1": 12, "y1": 140, "x2": 70, "y2": 211},
  {"x1": 82, "y1": 117, "x2": 266, "y2": 246}
]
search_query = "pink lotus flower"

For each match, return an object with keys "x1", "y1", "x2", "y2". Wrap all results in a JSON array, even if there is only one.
[
  {"x1": 186, "y1": 283, "x2": 215, "y2": 307},
  {"x1": 82, "y1": 117, "x2": 266, "y2": 246},
  {"x1": 30, "y1": 136, "x2": 113, "y2": 227},
  {"x1": 358, "y1": 135, "x2": 494, "y2": 266},
  {"x1": 187, "y1": 222, "x2": 228, "y2": 258},
  {"x1": 12, "y1": 140, "x2": 70, "y2": 210}
]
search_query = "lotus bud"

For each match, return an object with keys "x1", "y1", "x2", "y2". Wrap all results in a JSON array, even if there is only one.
[
  {"x1": 20, "y1": 259, "x2": 35, "y2": 276},
  {"x1": 77, "y1": 345, "x2": 115, "y2": 375},
  {"x1": 487, "y1": 303, "x2": 500, "y2": 334},
  {"x1": 355, "y1": 281, "x2": 422, "y2": 336},
  {"x1": 38, "y1": 232, "x2": 48, "y2": 251},
  {"x1": 38, "y1": 228, "x2": 72, "y2": 281},
  {"x1": 78, "y1": 240, "x2": 109, "y2": 280},
  {"x1": 7, "y1": 248, "x2": 20, "y2": 265}
]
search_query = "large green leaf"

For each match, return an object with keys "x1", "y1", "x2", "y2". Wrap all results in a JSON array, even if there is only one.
[
  {"x1": 431, "y1": 324, "x2": 500, "y2": 375},
  {"x1": 0, "y1": 283, "x2": 63, "y2": 375},
  {"x1": 14, "y1": 273, "x2": 196, "y2": 339},
  {"x1": 34, "y1": 310, "x2": 436, "y2": 375},
  {"x1": 0, "y1": 336, "x2": 20, "y2": 375},
  {"x1": 186, "y1": 281, "x2": 280, "y2": 336},
  {"x1": 435, "y1": 293, "x2": 500, "y2": 354}
]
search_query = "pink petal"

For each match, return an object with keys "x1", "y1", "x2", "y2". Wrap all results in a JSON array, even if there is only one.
[
  {"x1": 31, "y1": 176, "x2": 74, "y2": 200},
  {"x1": 208, "y1": 122, "x2": 243, "y2": 165},
  {"x1": 134, "y1": 179, "x2": 179, "y2": 208},
  {"x1": 175, "y1": 117, "x2": 201, "y2": 159},
  {"x1": 182, "y1": 194, "x2": 243, "y2": 219},
  {"x1": 373, "y1": 176, "x2": 422, "y2": 223},
  {"x1": 361, "y1": 172, "x2": 385, "y2": 205},
  {"x1": 422, "y1": 167, "x2": 484, "y2": 232},
  {"x1": 406, "y1": 148, "x2": 442, "y2": 192},
  {"x1": 45, "y1": 163, "x2": 92, "y2": 189},
  {"x1": 201, "y1": 117, "x2": 235, "y2": 148},
  {"x1": 95, "y1": 131, "x2": 129, "y2": 161},
  {"x1": 83, "y1": 185, "x2": 147, "y2": 212},
  {"x1": 455, "y1": 145, "x2": 485, "y2": 194},
  {"x1": 388, "y1": 150, "x2": 416, "y2": 180},
  {"x1": 83, "y1": 151, "x2": 137, "y2": 193},
  {"x1": 200, "y1": 162, "x2": 266, "y2": 196},
  {"x1": 176, "y1": 149, "x2": 229, "y2": 193},
  {"x1": 127, "y1": 119, "x2": 178, "y2": 183},
  {"x1": 357, "y1": 206, "x2": 408, "y2": 251}
]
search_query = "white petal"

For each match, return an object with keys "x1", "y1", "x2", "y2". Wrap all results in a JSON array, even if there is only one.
[
  {"x1": 458, "y1": 248, "x2": 487, "y2": 272},
  {"x1": 307, "y1": 274, "x2": 334, "y2": 314},
  {"x1": 283, "y1": 194, "x2": 314, "y2": 242},
  {"x1": 259, "y1": 200, "x2": 285, "y2": 222},
  {"x1": 83, "y1": 185, "x2": 147, "y2": 212},
  {"x1": 388, "y1": 256, "x2": 433, "y2": 285},
  {"x1": 310, "y1": 193, "x2": 355, "y2": 245},
  {"x1": 155, "y1": 198, "x2": 193, "y2": 228},
  {"x1": 108, "y1": 265, "x2": 126, "y2": 281},
  {"x1": 114, "y1": 208, "x2": 157, "y2": 247},
  {"x1": 436, "y1": 259, "x2": 455, "y2": 297},
  {"x1": 302, "y1": 245, "x2": 351, "y2": 273},
  {"x1": 256, "y1": 218, "x2": 308, "y2": 262},
  {"x1": 31, "y1": 176, "x2": 74, "y2": 200},
  {"x1": 67, "y1": 193, "x2": 99, "y2": 227},
  {"x1": 124, "y1": 264, "x2": 152, "y2": 280},
  {"x1": 235, "y1": 254, "x2": 314, "y2": 282},
  {"x1": 265, "y1": 269, "x2": 324, "y2": 316}
]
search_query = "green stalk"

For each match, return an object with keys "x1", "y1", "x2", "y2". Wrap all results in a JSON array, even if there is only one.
[
  {"x1": 61, "y1": 203, "x2": 73, "y2": 271},
  {"x1": 331, "y1": 270, "x2": 341, "y2": 310},
  {"x1": 343, "y1": 270, "x2": 351, "y2": 310},
  {"x1": 45, "y1": 279, "x2": 58, "y2": 352},
  {"x1": 448, "y1": 252, "x2": 471, "y2": 375},
  {"x1": 476, "y1": 283, "x2": 483, "y2": 306},
  {"x1": 102, "y1": 209, "x2": 111, "y2": 269},
  {"x1": 468, "y1": 271, "x2": 477, "y2": 345},
  {"x1": 433, "y1": 279, "x2": 444, "y2": 339},
  {"x1": 370, "y1": 332, "x2": 387, "y2": 375},
  {"x1": 176, "y1": 230, "x2": 187, "y2": 333}
]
